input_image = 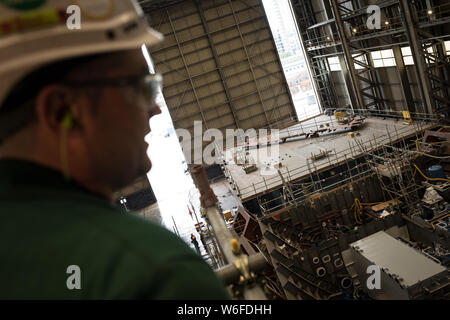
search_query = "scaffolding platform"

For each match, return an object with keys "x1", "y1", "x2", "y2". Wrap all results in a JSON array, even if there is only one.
[{"x1": 222, "y1": 116, "x2": 437, "y2": 202}]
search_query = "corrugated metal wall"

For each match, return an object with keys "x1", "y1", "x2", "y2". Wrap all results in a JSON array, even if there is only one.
[{"x1": 145, "y1": 0, "x2": 297, "y2": 157}]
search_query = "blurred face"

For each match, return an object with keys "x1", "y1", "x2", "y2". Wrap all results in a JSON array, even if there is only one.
[{"x1": 78, "y1": 50, "x2": 161, "y2": 190}]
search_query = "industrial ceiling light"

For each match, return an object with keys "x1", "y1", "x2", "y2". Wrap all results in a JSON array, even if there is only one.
[
  {"x1": 384, "y1": 21, "x2": 389, "y2": 25},
  {"x1": 427, "y1": 10, "x2": 433, "y2": 15},
  {"x1": 327, "y1": 36, "x2": 331, "y2": 40},
  {"x1": 352, "y1": 28, "x2": 357, "y2": 33}
]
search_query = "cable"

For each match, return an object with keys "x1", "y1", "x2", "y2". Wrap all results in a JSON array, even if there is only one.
[
  {"x1": 431, "y1": 214, "x2": 450, "y2": 230},
  {"x1": 412, "y1": 163, "x2": 450, "y2": 182},
  {"x1": 430, "y1": 213, "x2": 450, "y2": 223},
  {"x1": 408, "y1": 150, "x2": 450, "y2": 159},
  {"x1": 60, "y1": 112, "x2": 73, "y2": 180},
  {"x1": 351, "y1": 198, "x2": 364, "y2": 224},
  {"x1": 350, "y1": 198, "x2": 387, "y2": 225},
  {"x1": 415, "y1": 127, "x2": 448, "y2": 155},
  {"x1": 60, "y1": 128, "x2": 70, "y2": 180}
]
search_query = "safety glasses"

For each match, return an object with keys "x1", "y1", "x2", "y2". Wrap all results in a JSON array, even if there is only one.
[{"x1": 63, "y1": 73, "x2": 163, "y2": 111}]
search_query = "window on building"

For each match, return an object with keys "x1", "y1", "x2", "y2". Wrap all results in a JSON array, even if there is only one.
[
  {"x1": 371, "y1": 49, "x2": 396, "y2": 67},
  {"x1": 445, "y1": 41, "x2": 450, "y2": 55},
  {"x1": 327, "y1": 55, "x2": 367, "y2": 71},
  {"x1": 401, "y1": 47, "x2": 414, "y2": 65},
  {"x1": 401, "y1": 46, "x2": 437, "y2": 65},
  {"x1": 327, "y1": 56, "x2": 341, "y2": 71}
]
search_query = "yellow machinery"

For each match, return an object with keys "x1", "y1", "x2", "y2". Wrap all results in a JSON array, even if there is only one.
[{"x1": 334, "y1": 110, "x2": 353, "y2": 125}]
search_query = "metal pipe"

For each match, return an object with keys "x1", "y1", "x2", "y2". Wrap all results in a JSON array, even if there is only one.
[
  {"x1": 216, "y1": 253, "x2": 267, "y2": 285},
  {"x1": 243, "y1": 284, "x2": 268, "y2": 300},
  {"x1": 191, "y1": 165, "x2": 267, "y2": 299},
  {"x1": 205, "y1": 206, "x2": 236, "y2": 264}
]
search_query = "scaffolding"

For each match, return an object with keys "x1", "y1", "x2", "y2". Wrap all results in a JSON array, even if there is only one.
[
  {"x1": 290, "y1": 0, "x2": 450, "y2": 117},
  {"x1": 400, "y1": 0, "x2": 450, "y2": 116},
  {"x1": 245, "y1": 118, "x2": 443, "y2": 218},
  {"x1": 331, "y1": 0, "x2": 390, "y2": 112},
  {"x1": 199, "y1": 223, "x2": 227, "y2": 269},
  {"x1": 222, "y1": 115, "x2": 434, "y2": 202},
  {"x1": 356, "y1": 123, "x2": 450, "y2": 218},
  {"x1": 356, "y1": 132, "x2": 423, "y2": 214},
  {"x1": 290, "y1": 0, "x2": 338, "y2": 112}
]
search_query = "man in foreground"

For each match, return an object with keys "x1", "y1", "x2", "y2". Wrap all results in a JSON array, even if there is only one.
[{"x1": 0, "y1": 0, "x2": 229, "y2": 299}]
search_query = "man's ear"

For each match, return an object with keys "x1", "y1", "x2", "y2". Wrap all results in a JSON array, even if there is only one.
[{"x1": 35, "y1": 85, "x2": 82, "y2": 136}]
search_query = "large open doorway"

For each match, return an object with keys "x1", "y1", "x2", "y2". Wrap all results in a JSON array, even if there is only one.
[{"x1": 262, "y1": 0, "x2": 321, "y2": 120}]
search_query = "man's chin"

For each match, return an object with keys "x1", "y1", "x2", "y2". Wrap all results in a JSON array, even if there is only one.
[
  {"x1": 113, "y1": 159, "x2": 152, "y2": 192},
  {"x1": 140, "y1": 158, "x2": 152, "y2": 175}
]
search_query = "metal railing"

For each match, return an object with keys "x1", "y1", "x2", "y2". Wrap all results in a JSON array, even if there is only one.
[{"x1": 225, "y1": 118, "x2": 431, "y2": 200}]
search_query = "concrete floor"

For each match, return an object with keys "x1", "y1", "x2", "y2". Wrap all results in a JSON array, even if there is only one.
[{"x1": 222, "y1": 116, "x2": 436, "y2": 201}]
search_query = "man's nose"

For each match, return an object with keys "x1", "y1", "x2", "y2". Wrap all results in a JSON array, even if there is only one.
[{"x1": 148, "y1": 104, "x2": 162, "y2": 118}]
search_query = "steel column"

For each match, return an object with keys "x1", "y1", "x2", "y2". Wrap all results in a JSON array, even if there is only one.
[
  {"x1": 330, "y1": 0, "x2": 365, "y2": 110},
  {"x1": 392, "y1": 45, "x2": 416, "y2": 112},
  {"x1": 399, "y1": 0, "x2": 434, "y2": 114}
]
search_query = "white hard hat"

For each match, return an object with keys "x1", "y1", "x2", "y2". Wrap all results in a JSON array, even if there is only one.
[{"x1": 0, "y1": 0, "x2": 163, "y2": 108}]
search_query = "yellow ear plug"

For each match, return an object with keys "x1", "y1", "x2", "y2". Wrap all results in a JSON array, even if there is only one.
[{"x1": 61, "y1": 111, "x2": 73, "y2": 129}]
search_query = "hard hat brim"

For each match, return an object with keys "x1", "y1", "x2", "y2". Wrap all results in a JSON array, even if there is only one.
[{"x1": 0, "y1": 0, "x2": 164, "y2": 108}]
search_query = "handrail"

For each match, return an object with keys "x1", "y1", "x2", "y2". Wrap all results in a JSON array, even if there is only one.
[{"x1": 234, "y1": 119, "x2": 427, "y2": 199}]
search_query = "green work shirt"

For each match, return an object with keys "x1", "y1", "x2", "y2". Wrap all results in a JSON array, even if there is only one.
[{"x1": 0, "y1": 159, "x2": 229, "y2": 300}]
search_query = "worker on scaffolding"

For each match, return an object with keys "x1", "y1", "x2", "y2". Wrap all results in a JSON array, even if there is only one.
[
  {"x1": 198, "y1": 230, "x2": 207, "y2": 248},
  {"x1": 0, "y1": 0, "x2": 228, "y2": 299},
  {"x1": 190, "y1": 233, "x2": 202, "y2": 255}
]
